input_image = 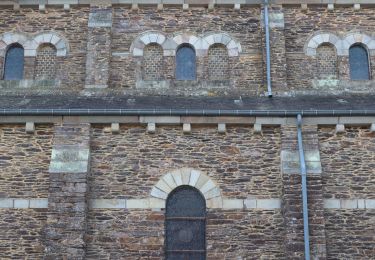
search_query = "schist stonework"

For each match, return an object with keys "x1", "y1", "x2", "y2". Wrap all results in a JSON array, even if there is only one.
[{"x1": 0, "y1": 0, "x2": 374, "y2": 259}]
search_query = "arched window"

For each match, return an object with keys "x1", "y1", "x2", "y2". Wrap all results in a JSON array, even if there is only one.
[
  {"x1": 143, "y1": 43, "x2": 164, "y2": 81},
  {"x1": 3, "y1": 43, "x2": 24, "y2": 80},
  {"x1": 166, "y1": 186, "x2": 206, "y2": 260},
  {"x1": 316, "y1": 43, "x2": 337, "y2": 80},
  {"x1": 208, "y1": 43, "x2": 229, "y2": 80},
  {"x1": 349, "y1": 45, "x2": 370, "y2": 80},
  {"x1": 175, "y1": 45, "x2": 196, "y2": 80},
  {"x1": 35, "y1": 43, "x2": 57, "y2": 80}
]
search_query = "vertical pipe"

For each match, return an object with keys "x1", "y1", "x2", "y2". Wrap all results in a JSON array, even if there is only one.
[
  {"x1": 297, "y1": 114, "x2": 311, "y2": 260},
  {"x1": 264, "y1": 0, "x2": 273, "y2": 97}
]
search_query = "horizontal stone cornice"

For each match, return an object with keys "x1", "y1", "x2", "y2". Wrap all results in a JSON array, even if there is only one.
[{"x1": 1, "y1": 0, "x2": 375, "y2": 8}]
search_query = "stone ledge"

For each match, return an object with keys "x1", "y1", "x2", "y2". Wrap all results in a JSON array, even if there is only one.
[
  {"x1": 2, "y1": 0, "x2": 375, "y2": 7},
  {"x1": 88, "y1": 198, "x2": 282, "y2": 209},
  {"x1": 324, "y1": 199, "x2": 375, "y2": 209},
  {"x1": 0, "y1": 198, "x2": 48, "y2": 209}
]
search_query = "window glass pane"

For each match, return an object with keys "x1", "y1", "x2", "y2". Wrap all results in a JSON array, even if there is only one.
[
  {"x1": 4, "y1": 44, "x2": 24, "y2": 80},
  {"x1": 349, "y1": 45, "x2": 370, "y2": 80},
  {"x1": 166, "y1": 186, "x2": 206, "y2": 260},
  {"x1": 176, "y1": 46, "x2": 196, "y2": 80}
]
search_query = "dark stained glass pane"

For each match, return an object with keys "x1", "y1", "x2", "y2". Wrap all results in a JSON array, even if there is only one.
[
  {"x1": 176, "y1": 46, "x2": 196, "y2": 80},
  {"x1": 4, "y1": 44, "x2": 24, "y2": 80},
  {"x1": 166, "y1": 186, "x2": 206, "y2": 260},
  {"x1": 349, "y1": 45, "x2": 370, "y2": 80}
]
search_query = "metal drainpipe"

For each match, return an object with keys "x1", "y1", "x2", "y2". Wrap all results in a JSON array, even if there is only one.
[
  {"x1": 297, "y1": 114, "x2": 311, "y2": 260},
  {"x1": 264, "y1": 0, "x2": 273, "y2": 97}
]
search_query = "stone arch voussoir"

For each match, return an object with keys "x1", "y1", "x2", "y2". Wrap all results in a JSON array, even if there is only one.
[
  {"x1": 172, "y1": 33, "x2": 202, "y2": 56},
  {"x1": 305, "y1": 32, "x2": 341, "y2": 56},
  {"x1": 30, "y1": 32, "x2": 69, "y2": 57},
  {"x1": 150, "y1": 168, "x2": 223, "y2": 208},
  {"x1": 131, "y1": 31, "x2": 167, "y2": 56},
  {"x1": 203, "y1": 32, "x2": 242, "y2": 57},
  {"x1": 0, "y1": 32, "x2": 28, "y2": 57},
  {"x1": 342, "y1": 33, "x2": 374, "y2": 55}
]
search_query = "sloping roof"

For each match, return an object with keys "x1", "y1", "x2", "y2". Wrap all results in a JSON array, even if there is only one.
[{"x1": 1, "y1": 94, "x2": 374, "y2": 112}]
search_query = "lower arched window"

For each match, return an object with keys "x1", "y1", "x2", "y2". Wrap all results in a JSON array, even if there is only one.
[
  {"x1": 166, "y1": 186, "x2": 206, "y2": 260},
  {"x1": 349, "y1": 45, "x2": 370, "y2": 80},
  {"x1": 143, "y1": 43, "x2": 164, "y2": 81},
  {"x1": 3, "y1": 43, "x2": 24, "y2": 80},
  {"x1": 175, "y1": 45, "x2": 196, "y2": 80},
  {"x1": 208, "y1": 43, "x2": 229, "y2": 80}
]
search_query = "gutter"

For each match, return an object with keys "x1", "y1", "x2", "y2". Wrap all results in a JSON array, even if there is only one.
[
  {"x1": 297, "y1": 114, "x2": 311, "y2": 260},
  {"x1": 1, "y1": 109, "x2": 375, "y2": 116},
  {"x1": 264, "y1": 0, "x2": 273, "y2": 97}
]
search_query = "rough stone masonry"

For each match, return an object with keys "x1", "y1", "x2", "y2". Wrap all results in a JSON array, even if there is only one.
[{"x1": 0, "y1": 0, "x2": 374, "y2": 259}]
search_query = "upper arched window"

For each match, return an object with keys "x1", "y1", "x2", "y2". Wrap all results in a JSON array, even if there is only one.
[
  {"x1": 349, "y1": 45, "x2": 370, "y2": 80},
  {"x1": 3, "y1": 43, "x2": 24, "y2": 80},
  {"x1": 208, "y1": 43, "x2": 229, "y2": 81},
  {"x1": 176, "y1": 45, "x2": 196, "y2": 80},
  {"x1": 166, "y1": 186, "x2": 206, "y2": 260},
  {"x1": 143, "y1": 43, "x2": 164, "y2": 81},
  {"x1": 316, "y1": 43, "x2": 337, "y2": 80},
  {"x1": 35, "y1": 43, "x2": 57, "y2": 80}
]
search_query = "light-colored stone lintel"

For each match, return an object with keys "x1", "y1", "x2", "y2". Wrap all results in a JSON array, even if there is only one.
[
  {"x1": 88, "y1": 198, "x2": 281, "y2": 210},
  {"x1": 324, "y1": 199, "x2": 375, "y2": 209},
  {"x1": 3, "y1": 1, "x2": 375, "y2": 7},
  {"x1": 0, "y1": 198, "x2": 48, "y2": 209}
]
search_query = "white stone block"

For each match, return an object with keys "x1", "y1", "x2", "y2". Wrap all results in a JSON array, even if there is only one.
[
  {"x1": 0, "y1": 199, "x2": 13, "y2": 208},
  {"x1": 29, "y1": 199, "x2": 48, "y2": 208},
  {"x1": 148, "y1": 33, "x2": 158, "y2": 43},
  {"x1": 203, "y1": 187, "x2": 221, "y2": 200},
  {"x1": 182, "y1": 3, "x2": 189, "y2": 10},
  {"x1": 147, "y1": 123, "x2": 156, "y2": 134},
  {"x1": 162, "y1": 173, "x2": 177, "y2": 190},
  {"x1": 357, "y1": 199, "x2": 365, "y2": 209},
  {"x1": 172, "y1": 171, "x2": 183, "y2": 186},
  {"x1": 189, "y1": 170, "x2": 200, "y2": 187},
  {"x1": 156, "y1": 34, "x2": 166, "y2": 45},
  {"x1": 155, "y1": 179, "x2": 172, "y2": 193},
  {"x1": 244, "y1": 199, "x2": 256, "y2": 209},
  {"x1": 301, "y1": 4, "x2": 307, "y2": 10},
  {"x1": 127, "y1": 199, "x2": 149, "y2": 209},
  {"x1": 24, "y1": 49, "x2": 37, "y2": 57},
  {"x1": 111, "y1": 123, "x2": 120, "y2": 134},
  {"x1": 14, "y1": 199, "x2": 29, "y2": 208},
  {"x1": 180, "y1": 168, "x2": 191, "y2": 185},
  {"x1": 234, "y1": 3, "x2": 240, "y2": 10},
  {"x1": 254, "y1": 123, "x2": 262, "y2": 134},
  {"x1": 370, "y1": 123, "x2": 375, "y2": 132},
  {"x1": 39, "y1": 4, "x2": 46, "y2": 12},
  {"x1": 354, "y1": 4, "x2": 360, "y2": 10},
  {"x1": 64, "y1": 4, "x2": 70, "y2": 11},
  {"x1": 26, "y1": 122, "x2": 35, "y2": 134},
  {"x1": 257, "y1": 199, "x2": 281, "y2": 209},
  {"x1": 335, "y1": 124, "x2": 345, "y2": 134},
  {"x1": 218, "y1": 123, "x2": 226, "y2": 134},
  {"x1": 183, "y1": 123, "x2": 191, "y2": 134},
  {"x1": 157, "y1": 3, "x2": 163, "y2": 11},
  {"x1": 200, "y1": 179, "x2": 216, "y2": 194},
  {"x1": 324, "y1": 199, "x2": 340, "y2": 209},
  {"x1": 149, "y1": 198, "x2": 165, "y2": 209},
  {"x1": 50, "y1": 35, "x2": 60, "y2": 45},
  {"x1": 131, "y1": 3, "x2": 139, "y2": 10},
  {"x1": 365, "y1": 199, "x2": 375, "y2": 209},
  {"x1": 150, "y1": 187, "x2": 168, "y2": 200},
  {"x1": 223, "y1": 199, "x2": 243, "y2": 209},
  {"x1": 133, "y1": 48, "x2": 143, "y2": 56},
  {"x1": 207, "y1": 197, "x2": 223, "y2": 208},
  {"x1": 90, "y1": 199, "x2": 126, "y2": 209},
  {"x1": 195, "y1": 174, "x2": 209, "y2": 190},
  {"x1": 341, "y1": 199, "x2": 358, "y2": 209},
  {"x1": 327, "y1": 4, "x2": 334, "y2": 10},
  {"x1": 56, "y1": 49, "x2": 67, "y2": 57}
]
